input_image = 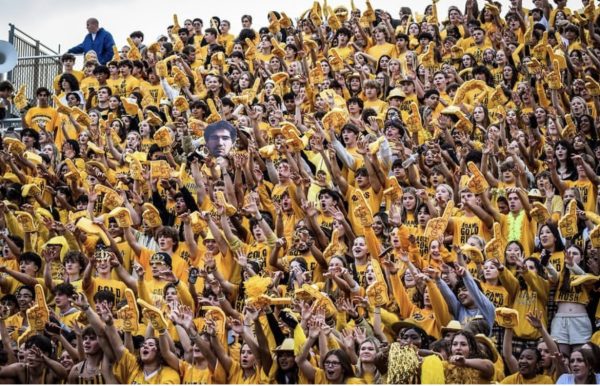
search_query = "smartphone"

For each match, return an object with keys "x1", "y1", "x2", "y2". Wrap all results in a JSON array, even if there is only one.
[
  {"x1": 189, "y1": 267, "x2": 199, "y2": 284},
  {"x1": 378, "y1": 246, "x2": 393, "y2": 259}
]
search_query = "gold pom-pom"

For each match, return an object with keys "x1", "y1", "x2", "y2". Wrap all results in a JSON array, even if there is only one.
[
  {"x1": 244, "y1": 275, "x2": 272, "y2": 299},
  {"x1": 386, "y1": 343, "x2": 420, "y2": 384}
]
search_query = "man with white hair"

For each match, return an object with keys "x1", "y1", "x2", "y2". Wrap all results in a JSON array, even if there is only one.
[{"x1": 68, "y1": 18, "x2": 115, "y2": 65}]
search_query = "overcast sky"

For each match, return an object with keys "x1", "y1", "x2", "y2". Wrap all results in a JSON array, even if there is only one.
[{"x1": 1, "y1": 0, "x2": 585, "y2": 56}]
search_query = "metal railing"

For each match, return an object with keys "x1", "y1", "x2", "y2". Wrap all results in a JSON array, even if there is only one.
[
  {"x1": 7, "y1": 24, "x2": 63, "y2": 101},
  {"x1": 1, "y1": 24, "x2": 81, "y2": 130}
]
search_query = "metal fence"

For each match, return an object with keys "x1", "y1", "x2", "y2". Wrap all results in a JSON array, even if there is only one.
[
  {"x1": 7, "y1": 23, "x2": 63, "y2": 101},
  {"x1": 1, "y1": 24, "x2": 70, "y2": 129}
]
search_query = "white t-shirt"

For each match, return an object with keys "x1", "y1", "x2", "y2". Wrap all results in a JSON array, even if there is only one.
[{"x1": 556, "y1": 373, "x2": 600, "y2": 384}]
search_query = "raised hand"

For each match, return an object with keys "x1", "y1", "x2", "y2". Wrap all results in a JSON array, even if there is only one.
[
  {"x1": 526, "y1": 310, "x2": 543, "y2": 329},
  {"x1": 233, "y1": 249, "x2": 248, "y2": 269},
  {"x1": 341, "y1": 328, "x2": 355, "y2": 348},
  {"x1": 97, "y1": 301, "x2": 114, "y2": 325},
  {"x1": 353, "y1": 326, "x2": 367, "y2": 345},
  {"x1": 229, "y1": 317, "x2": 244, "y2": 335},
  {"x1": 133, "y1": 263, "x2": 145, "y2": 278}
]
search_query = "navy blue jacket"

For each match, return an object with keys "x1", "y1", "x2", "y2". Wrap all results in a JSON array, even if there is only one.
[{"x1": 68, "y1": 27, "x2": 115, "y2": 65}]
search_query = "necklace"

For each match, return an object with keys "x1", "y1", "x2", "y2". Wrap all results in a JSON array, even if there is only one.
[{"x1": 507, "y1": 210, "x2": 525, "y2": 242}]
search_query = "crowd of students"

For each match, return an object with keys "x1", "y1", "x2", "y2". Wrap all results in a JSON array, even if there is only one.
[{"x1": 1, "y1": 0, "x2": 600, "y2": 383}]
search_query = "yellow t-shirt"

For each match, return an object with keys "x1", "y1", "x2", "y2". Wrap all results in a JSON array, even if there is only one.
[
  {"x1": 565, "y1": 179, "x2": 597, "y2": 212},
  {"x1": 363, "y1": 99, "x2": 389, "y2": 116},
  {"x1": 116, "y1": 75, "x2": 141, "y2": 97},
  {"x1": 79, "y1": 76, "x2": 100, "y2": 101},
  {"x1": 140, "y1": 81, "x2": 166, "y2": 107},
  {"x1": 451, "y1": 215, "x2": 489, "y2": 245},
  {"x1": 138, "y1": 248, "x2": 189, "y2": 282},
  {"x1": 178, "y1": 360, "x2": 214, "y2": 384},
  {"x1": 54, "y1": 113, "x2": 79, "y2": 146},
  {"x1": 366, "y1": 43, "x2": 395, "y2": 61},
  {"x1": 0, "y1": 276, "x2": 46, "y2": 297},
  {"x1": 465, "y1": 42, "x2": 492, "y2": 64},
  {"x1": 314, "y1": 368, "x2": 364, "y2": 384},
  {"x1": 113, "y1": 349, "x2": 180, "y2": 384},
  {"x1": 107, "y1": 77, "x2": 122, "y2": 96},
  {"x1": 500, "y1": 372, "x2": 554, "y2": 384},
  {"x1": 85, "y1": 277, "x2": 127, "y2": 306},
  {"x1": 346, "y1": 185, "x2": 382, "y2": 235},
  {"x1": 24, "y1": 106, "x2": 58, "y2": 132},
  {"x1": 328, "y1": 46, "x2": 354, "y2": 62},
  {"x1": 225, "y1": 360, "x2": 269, "y2": 384},
  {"x1": 481, "y1": 282, "x2": 512, "y2": 308},
  {"x1": 555, "y1": 273, "x2": 591, "y2": 305}
]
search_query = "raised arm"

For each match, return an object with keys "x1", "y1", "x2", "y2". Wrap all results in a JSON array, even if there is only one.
[
  {"x1": 295, "y1": 324, "x2": 319, "y2": 383},
  {"x1": 502, "y1": 327, "x2": 518, "y2": 375},
  {"x1": 158, "y1": 327, "x2": 182, "y2": 371},
  {"x1": 123, "y1": 226, "x2": 144, "y2": 258}
]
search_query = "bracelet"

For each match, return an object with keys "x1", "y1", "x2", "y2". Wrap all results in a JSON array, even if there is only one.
[{"x1": 254, "y1": 215, "x2": 263, "y2": 221}]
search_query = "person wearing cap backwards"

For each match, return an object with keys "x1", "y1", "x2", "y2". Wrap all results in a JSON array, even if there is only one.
[
  {"x1": 82, "y1": 249, "x2": 134, "y2": 307},
  {"x1": 116, "y1": 251, "x2": 193, "y2": 310}
]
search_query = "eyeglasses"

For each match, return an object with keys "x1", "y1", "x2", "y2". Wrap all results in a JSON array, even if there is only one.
[{"x1": 324, "y1": 360, "x2": 341, "y2": 367}]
